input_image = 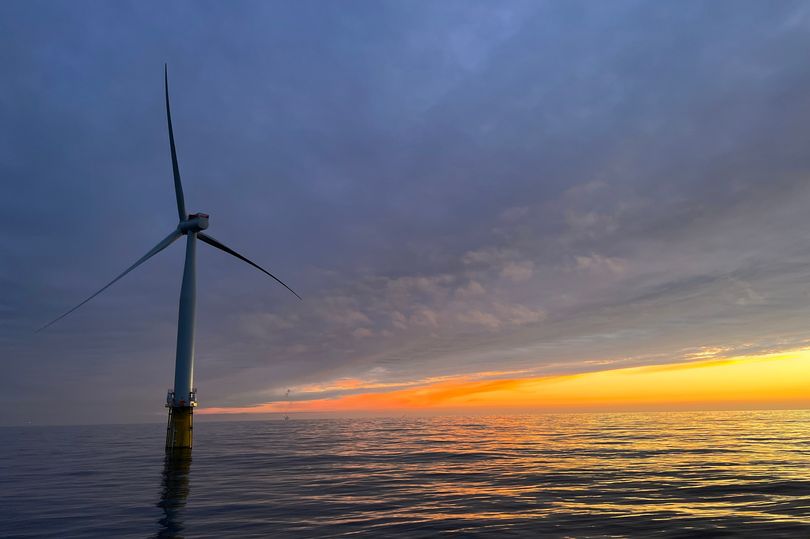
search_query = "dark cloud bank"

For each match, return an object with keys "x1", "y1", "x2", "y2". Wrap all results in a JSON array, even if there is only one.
[{"x1": 3, "y1": 1, "x2": 810, "y2": 424}]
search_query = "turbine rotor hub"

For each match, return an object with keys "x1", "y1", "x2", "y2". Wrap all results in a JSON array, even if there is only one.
[{"x1": 179, "y1": 213, "x2": 209, "y2": 233}]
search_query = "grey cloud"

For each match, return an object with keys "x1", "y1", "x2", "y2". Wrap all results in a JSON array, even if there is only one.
[{"x1": 3, "y1": 1, "x2": 810, "y2": 423}]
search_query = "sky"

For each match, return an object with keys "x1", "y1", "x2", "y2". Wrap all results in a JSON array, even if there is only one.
[{"x1": 3, "y1": 1, "x2": 810, "y2": 425}]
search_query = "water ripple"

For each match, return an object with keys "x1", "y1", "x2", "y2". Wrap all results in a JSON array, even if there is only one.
[{"x1": 2, "y1": 411, "x2": 810, "y2": 537}]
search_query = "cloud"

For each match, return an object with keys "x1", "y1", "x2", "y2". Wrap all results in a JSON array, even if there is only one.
[
  {"x1": 4, "y1": 1, "x2": 810, "y2": 423},
  {"x1": 200, "y1": 347, "x2": 810, "y2": 414},
  {"x1": 500, "y1": 260, "x2": 535, "y2": 282},
  {"x1": 574, "y1": 254, "x2": 626, "y2": 275},
  {"x1": 454, "y1": 280, "x2": 486, "y2": 299},
  {"x1": 494, "y1": 303, "x2": 546, "y2": 326},
  {"x1": 409, "y1": 307, "x2": 440, "y2": 328},
  {"x1": 458, "y1": 309, "x2": 502, "y2": 329},
  {"x1": 352, "y1": 327, "x2": 373, "y2": 339}
]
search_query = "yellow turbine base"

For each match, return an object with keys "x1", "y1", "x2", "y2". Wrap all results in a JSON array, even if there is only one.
[{"x1": 166, "y1": 406, "x2": 194, "y2": 450}]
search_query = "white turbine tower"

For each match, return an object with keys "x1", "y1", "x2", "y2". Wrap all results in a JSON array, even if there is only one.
[{"x1": 39, "y1": 66, "x2": 301, "y2": 450}]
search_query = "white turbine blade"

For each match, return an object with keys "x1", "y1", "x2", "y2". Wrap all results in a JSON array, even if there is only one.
[
  {"x1": 197, "y1": 232, "x2": 302, "y2": 300},
  {"x1": 165, "y1": 64, "x2": 187, "y2": 221},
  {"x1": 37, "y1": 230, "x2": 183, "y2": 332}
]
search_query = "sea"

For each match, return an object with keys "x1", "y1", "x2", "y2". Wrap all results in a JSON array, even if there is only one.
[{"x1": 2, "y1": 410, "x2": 810, "y2": 538}]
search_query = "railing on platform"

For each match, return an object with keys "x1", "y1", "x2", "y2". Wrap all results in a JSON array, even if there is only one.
[{"x1": 165, "y1": 388, "x2": 198, "y2": 408}]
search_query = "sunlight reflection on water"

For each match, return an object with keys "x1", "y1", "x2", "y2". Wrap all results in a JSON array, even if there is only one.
[{"x1": 2, "y1": 410, "x2": 810, "y2": 537}]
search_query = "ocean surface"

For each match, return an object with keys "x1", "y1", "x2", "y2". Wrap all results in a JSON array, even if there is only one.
[{"x1": 2, "y1": 411, "x2": 810, "y2": 538}]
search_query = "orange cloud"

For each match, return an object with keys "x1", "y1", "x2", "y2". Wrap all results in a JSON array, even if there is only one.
[{"x1": 200, "y1": 348, "x2": 810, "y2": 415}]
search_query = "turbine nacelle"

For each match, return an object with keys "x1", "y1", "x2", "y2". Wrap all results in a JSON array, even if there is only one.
[{"x1": 179, "y1": 213, "x2": 209, "y2": 233}]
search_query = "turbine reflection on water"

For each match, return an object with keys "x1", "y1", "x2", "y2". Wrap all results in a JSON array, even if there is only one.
[{"x1": 157, "y1": 450, "x2": 191, "y2": 538}]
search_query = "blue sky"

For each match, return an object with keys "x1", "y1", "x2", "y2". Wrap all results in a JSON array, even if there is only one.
[{"x1": 3, "y1": 1, "x2": 810, "y2": 424}]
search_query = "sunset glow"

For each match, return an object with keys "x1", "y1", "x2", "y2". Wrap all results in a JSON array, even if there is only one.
[{"x1": 201, "y1": 348, "x2": 810, "y2": 415}]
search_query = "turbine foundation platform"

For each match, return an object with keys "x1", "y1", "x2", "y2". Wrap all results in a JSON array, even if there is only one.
[{"x1": 166, "y1": 406, "x2": 194, "y2": 450}]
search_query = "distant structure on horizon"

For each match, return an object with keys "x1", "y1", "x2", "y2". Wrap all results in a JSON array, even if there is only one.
[{"x1": 39, "y1": 65, "x2": 301, "y2": 451}]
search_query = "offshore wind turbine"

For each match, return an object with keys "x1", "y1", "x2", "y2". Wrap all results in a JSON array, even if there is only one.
[{"x1": 39, "y1": 66, "x2": 301, "y2": 450}]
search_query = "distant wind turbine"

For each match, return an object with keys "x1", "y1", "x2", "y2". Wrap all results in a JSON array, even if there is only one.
[{"x1": 39, "y1": 65, "x2": 302, "y2": 450}]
